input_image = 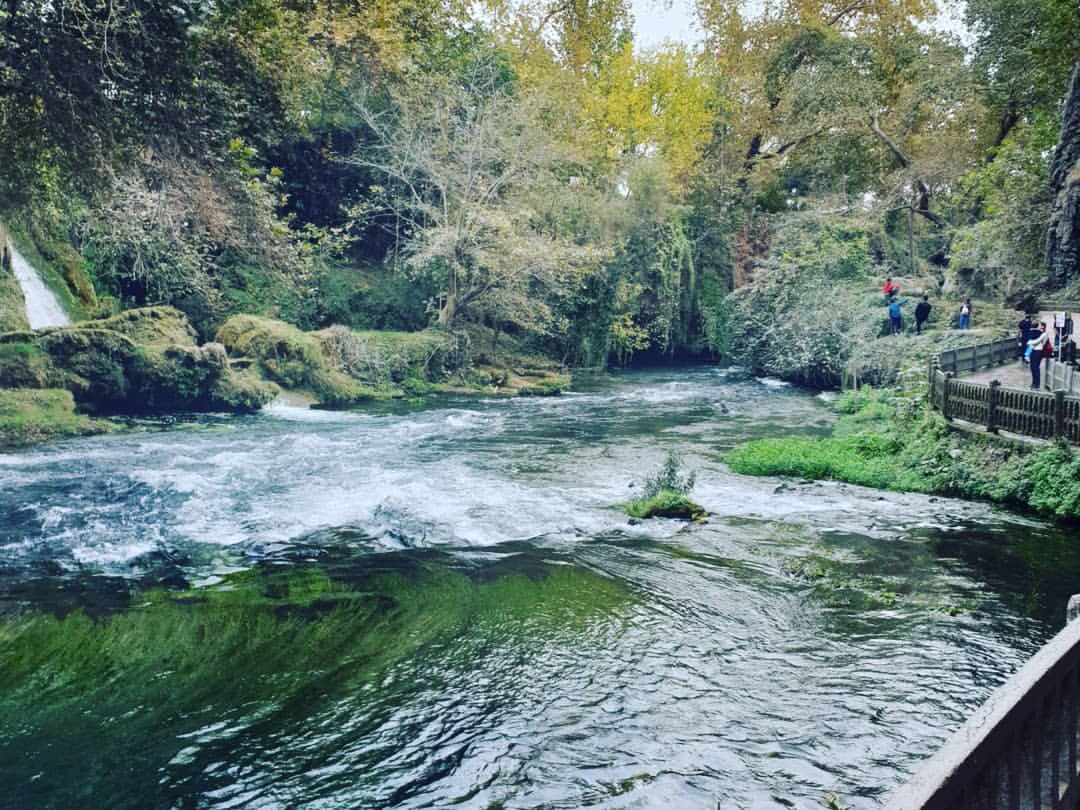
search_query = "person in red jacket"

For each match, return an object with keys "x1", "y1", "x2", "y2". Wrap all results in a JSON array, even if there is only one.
[{"x1": 883, "y1": 278, "x2": 899, "y2": 301}]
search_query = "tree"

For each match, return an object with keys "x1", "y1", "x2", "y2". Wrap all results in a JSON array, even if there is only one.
[{"x1": 347, "y1": 54, "x2": 597, "y2": 333}]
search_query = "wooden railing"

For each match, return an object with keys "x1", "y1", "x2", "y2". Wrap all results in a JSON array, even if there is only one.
[
  {"x1": 1047, "y1": 360, "x2": 1078, "y2": 395},
  {"x1": 929, "y1": 367, "x2": 1080, "y2": 443},
  {"x1": 885, "y1": 602, "x2": 1080, "y2": 810},
  {"x1": 928, "y1": 335, "x2": 1080, "y2": 443},
  {"x1": 936, "y1": 338, "x2": 1018, "y2": 375}
]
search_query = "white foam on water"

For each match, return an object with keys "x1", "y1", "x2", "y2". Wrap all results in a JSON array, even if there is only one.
[
  {"x1": 8, "y1": 240, "x2": 69, "y2": 329},
  {"x1": 263, "y1": 401, "x2": 368, "y2": 423},
  {"x1": 756, "y1": 376, "x2": 791, "y2": 388},
  {"x1": 72, "y1": 539, "x2": 158, "y2": 566}
]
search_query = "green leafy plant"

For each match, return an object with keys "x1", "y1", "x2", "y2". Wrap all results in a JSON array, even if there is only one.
[{"x1": 625, "y1": 451, "x2": 704, "y2": 520}]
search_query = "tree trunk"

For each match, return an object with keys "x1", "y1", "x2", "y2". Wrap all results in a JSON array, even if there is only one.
[
  {"x1": 1045, "y1": 58, "x2": 1080, "y2": 288},
  {"x1": 437, "y1": 294, "x2": 457, "y2": 330}
]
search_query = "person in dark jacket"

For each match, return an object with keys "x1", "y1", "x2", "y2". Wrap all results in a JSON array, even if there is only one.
[
  {"x1": 1017, "y1": 314, "x2": 1032, "y2": 361},
  {"x1": 914, "y1": 295, "x2": 931, "y2": 334}
]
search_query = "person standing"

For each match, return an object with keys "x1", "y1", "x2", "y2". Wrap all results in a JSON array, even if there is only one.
[
  {"x1": 957, "y1": 298, "x2": 972, "y2": 330},
  {"x1": 914, "y1": 295, "x2": 931, "y2": 335},
  {"x1": 1017, "y1": 313, "x2": 1032, "y2": 361},
  {"x1": 888, "y1": 297, "x2": 908, "y2": 334},
  {"x1": 1027, "y1": 321, "x2": 1049, "y2": 389}
]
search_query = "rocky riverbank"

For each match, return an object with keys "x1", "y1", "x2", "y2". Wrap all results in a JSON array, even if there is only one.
[{"x1": 0, "y1": 306, "x2": 570, "y2": 450}]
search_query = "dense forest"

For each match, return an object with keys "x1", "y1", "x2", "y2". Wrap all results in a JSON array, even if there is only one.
[{"x1": 1, "y1": 0, "x2": 1078, "y2": 387}]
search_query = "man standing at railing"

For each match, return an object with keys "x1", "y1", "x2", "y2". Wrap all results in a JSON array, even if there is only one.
[{"x1": 1027, "y1": 321, "x2": 1049, "y2": 389}]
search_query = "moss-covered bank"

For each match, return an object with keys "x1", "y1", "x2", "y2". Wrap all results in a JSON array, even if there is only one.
[
  {"x1": 0, "y1": 306, "x2": 571, "y2": 448},
  {"x1": 0, "y1": 306, "x2": 276, "y2": 419},
  {"x1": 0, "y1": 388, "x2": 114, "y2": 448},
  {"x1": 727, "y1": 388, "x2": 1080, "y2": 521},
  {"x1": 216, "y1": 314, "x2": 570, "y2": 405}
]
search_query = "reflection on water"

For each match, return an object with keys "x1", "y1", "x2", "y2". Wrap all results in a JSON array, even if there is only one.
[{"x1": 0, "y1": 367, "x2": 1073, "y2": 808}]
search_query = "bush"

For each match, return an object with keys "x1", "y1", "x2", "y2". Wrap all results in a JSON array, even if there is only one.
[{"x1": 625, "y1": 451, "x2": 705, "y2": 520}]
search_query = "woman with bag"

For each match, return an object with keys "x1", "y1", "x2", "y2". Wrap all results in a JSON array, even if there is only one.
[{"x1": 1027, "y1": 321, "x2": 1049, "y2": 389}]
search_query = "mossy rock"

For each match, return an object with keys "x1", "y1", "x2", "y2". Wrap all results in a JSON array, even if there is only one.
[
  {"x1": 1, "y1": 308, "x2": 276, "y2": 415},
  {"x1": 625, "y1": 490, "x2": 707, "y2": 521},
  {"x1": 0, "y1": 388, "x2": 113, "y2": 448},
  {"x1": 0, "y1": 341, "x2": 55, "y2": 388},
  {"x1": 207, "y1": 368, "x2": 280, "y2": 412},
  {"x1": 218, "y1": 316, "x2": 384, "y2": 405},
  {"x1": 86, "y1": 306, "x2": 199, "y2": 348},
  {"x1": 217, "y1": 314, "x2": 322, "y2": 367},
  {"x1": 32, "y1": 235, "x2": 97, "y2": 307},
  {"x1": 315, "y1": 324, "x2": 459, "y2": 386},
  {"x1": 459, "y1": 362, "x2": 569, "y2": 396}
]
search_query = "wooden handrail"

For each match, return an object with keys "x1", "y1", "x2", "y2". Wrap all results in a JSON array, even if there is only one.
[
  {"x1": 886, "y1": 607, "x2": 1080, "y2": 809},
  {"x1": 929, "y1": 341, "x2": 1080, "y2": 443}
]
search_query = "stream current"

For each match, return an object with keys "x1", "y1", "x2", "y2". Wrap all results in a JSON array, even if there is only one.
[{"x1": 1, "y1": 366, "x2": 1077, "y2": 809}]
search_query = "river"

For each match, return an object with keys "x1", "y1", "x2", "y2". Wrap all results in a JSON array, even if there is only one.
[{"x1": 1, "y1": 366, "x2": 1076, "y2": 809}]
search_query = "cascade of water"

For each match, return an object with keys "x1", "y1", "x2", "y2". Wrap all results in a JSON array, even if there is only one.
[{"x1": 7, "y1": 239, "x2": 70, "y2": 329}]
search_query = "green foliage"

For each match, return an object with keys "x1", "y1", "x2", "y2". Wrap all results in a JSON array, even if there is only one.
[
  {"x1": 0, "y1": 342, "x2": 53, "y2": 388},
  {"x1": 625, "y1": 451, "x2": 704, "y2": 520},
  {"x1": 643, "y1": 451, "x2": 697, "y2": 500},
  {"x1": 727, "y1": 388, "x2": 1080, "y2": 521},
  {"x1": 950, "y1": 114, "x2": 1061, "y2": 296},
  {"x1": 0, "y1": 388, "x2": 112, "y2": 448},
  {"x1": 729, "y1": 213, "x2": 881, "y2": 387}
]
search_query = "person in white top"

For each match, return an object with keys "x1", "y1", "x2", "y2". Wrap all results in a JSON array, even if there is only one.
[{"x1": 1027, "y1": 321, "x2": 1049, "y2": 389}]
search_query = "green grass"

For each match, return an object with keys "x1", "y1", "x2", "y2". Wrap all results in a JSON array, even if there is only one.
[
  {"x1": 0, "y1": 388, "x2": 113, "y2": 448},
  {"x1": 726, "y1": 387, "x2": 1080, "y2": 521},
  {"x1": 625, "y1": 489, "x2": 706, "y2": 520}
]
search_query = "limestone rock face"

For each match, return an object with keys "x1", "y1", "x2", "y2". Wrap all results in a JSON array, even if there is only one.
[{"x1": 1046, "y1": 59, "x2": 1080, "y2": 287}]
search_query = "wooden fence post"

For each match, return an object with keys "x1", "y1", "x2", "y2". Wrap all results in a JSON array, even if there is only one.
[
  {"x1": 942, "y1": 372, "x2": 953, "y2": 420},
  {"x1": 988, "y1": 380, "x2": 1000, "y2": 433},
  {"x1": 1055, "y1": 390, "x2": 1066, "y2": 440}
]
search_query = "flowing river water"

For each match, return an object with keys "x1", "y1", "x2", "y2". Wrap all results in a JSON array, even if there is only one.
[{"x1": 2, "y1": 366, "x2": 1078, "y2": 809}]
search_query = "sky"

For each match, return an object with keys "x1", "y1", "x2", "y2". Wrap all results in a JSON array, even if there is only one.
[
  {"x1": 630, "y1": 0, "x2": 702, "y2": 50},
  {"x1": 629, "y1": 0, "x2": 970, "y2": 51}
]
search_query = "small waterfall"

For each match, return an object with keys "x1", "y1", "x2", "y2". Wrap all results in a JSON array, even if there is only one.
[{"x1": 7, "y1": 239, "x2": 70, "y2": 329}]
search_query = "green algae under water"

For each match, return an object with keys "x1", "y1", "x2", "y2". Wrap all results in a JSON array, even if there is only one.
[
  {"x1": 1, "y1": 552, "x2": 629, "y2": 809},
  {"x1": 1, "y1": 367, "x2": 1078, "y2": 809}
]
